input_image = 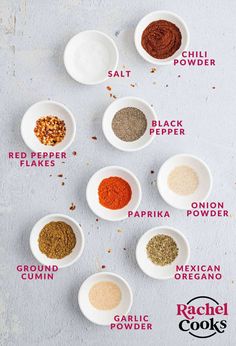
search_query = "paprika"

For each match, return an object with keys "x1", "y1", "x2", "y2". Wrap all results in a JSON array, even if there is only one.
[{"x1": 98, "y1": 176, "x2": 132, "y2": 210}]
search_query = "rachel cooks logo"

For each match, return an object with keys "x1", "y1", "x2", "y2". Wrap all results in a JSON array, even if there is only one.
[{"x1": 177, "y1": 296, "x2": 228, "y2": 338}]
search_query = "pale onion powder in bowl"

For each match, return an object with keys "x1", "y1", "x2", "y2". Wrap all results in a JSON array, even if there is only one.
[{"x1": 168, "y1": 165, "x2": 199, "y2": 195}]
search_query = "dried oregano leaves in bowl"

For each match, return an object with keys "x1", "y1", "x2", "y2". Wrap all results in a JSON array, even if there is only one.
[{"x1": 146, "y1": 234, "x2": 179, "y2": 266}]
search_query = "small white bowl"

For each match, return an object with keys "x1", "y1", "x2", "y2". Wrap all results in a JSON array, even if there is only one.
[
  {"x1": 136, "y1": 226, "x2": 190, "y2": 280},
  {"x1": 64, "y1": 30, "x2": 119, "y2": 85},
  {"x1": 21, "y1": 100, "x2": 76, "y2": 152},
  {"x1": 134, "y1": 11, "x2": 189, "y2": 65},
  {"x1": 86, "y1": 166, "x2": 142, "y2": 221},
  {"x1": 157, "y1": 154, "x2": 212, "y2": 210},
  {"x1": 103, "y1": 96, "x2": 157, "y2": 152},
  {"x1": 30, "y1": 214, "x2": 85, "y2": 268},
  {"x1": 78, "y1": 272, "x2": 133, "y2": 325}
]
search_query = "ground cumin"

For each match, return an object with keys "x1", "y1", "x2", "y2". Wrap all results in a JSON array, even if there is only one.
[
  {"x1": 98, "y1": 176, "x2": 132, "y2": 210},
  {"x1": 141, "y1": 20, "x2": 182, "y2": 59},
  {"x1": 38, "y1": 221, "x2": 76, "y2": 259}
]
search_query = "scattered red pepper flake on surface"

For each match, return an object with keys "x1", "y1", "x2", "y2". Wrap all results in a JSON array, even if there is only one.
[
  {"x1": 96, "y1": 218, "x2": 99, "y2": 222},
  {"x1": 112, "y1": 95, "x2": 117, "y2": 99},
  {"x1": 117, "y1": 229, "x2": 123, "y2": 233},
  {"x1": 106, "y1": 86, "x2": 112, "y2": 91},
  {"x1": 123, "y1": 248, "x2": 126, "y2": 251},
  {"x1": 151, "y1": 170, "x2": 155, "y2": 174},
  {"x1": 107, "y1": 248, "x2": 112, "y2": 254},
  {"x1": 49, "y1": 174, "x2": 52, "y2": 177},
  {"x1": 130, "y1": 83, "x2": 135, "y2": 87},
  {"x1": 91, "y1": 136, "x2": 97, "y2": 140},
  {"x1": 57, "y1": 174, "x2": 63, "y2": 178},
  {"x1": 72, "y1": 151, "x2": 77, "y2": 156},
  {"x1": 101, "y1": 265, "x2": 106, "y2": 269},
  {"x1": 178, "y1": 75, "x2": 181, "y2": 78},
  {"x1": 69, "y1": 203, "x2": 76, "y2": 211},
  {"x1": 61, "y1": 182, "x2": 65, "y2": 186},
  {"x1": 150, "y1": 67, "x2": 157, "y2": 73}
]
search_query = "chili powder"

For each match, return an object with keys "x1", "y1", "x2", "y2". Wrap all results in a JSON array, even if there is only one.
[{"x1": 141, "y1": 20, "x2": 182, "y2": 59}]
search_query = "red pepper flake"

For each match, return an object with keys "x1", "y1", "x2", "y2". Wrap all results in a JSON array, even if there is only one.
[
  {"x1": 123, "y1": 248, "x2": 126, "y2": 251},
  {"x1": 101, "y1": 265, "x2": 106, "y2": 269},
  {"x1": 130, "y1": 83, "x2": 135, "y2": 87},
  {"x1": 69, "y1": 202, "x2": 76, "y2": 211},
  {"x1": 106, "y1": 86, "x2": 112, "y2": 91},
  {"x1": 107, "y1": 248, "x2": 112, "y2": 254},
  {"x1": 212, "y1": 86, "x2": 216, "y2": 89},
  {"x1": 57, "y1": 174, "x2": 63, "y2": 178},
  {"x1": 61, "y1": 182, "x2": 65, "y2": 186},
  {"x1": 151, "y1": 170, "x2": 155, "y2": 174},
  {"x1": 72, "y1": 151, "x2": 77, "y2": 156},
  {"x1": 178, "y1": 75, "x2": 181, "y2": 78},
  {"x1": 150, "y1": 67, "x2": 157, "y2": 73},
  {"x1": 112, "y1": 95, "x2": 117, "y2": 99},
  {"x1": 91, "y1": 136, "x2": 97, "y2": 140},
  {"x1": 49, "y1": 174, "x2": 52, "y2": 177},
  {"x1": 95, "y1": 218, "x2": 99, "y2": 222},
  {"x1": 109, "y1": 93, "x2": 113, "y2": 97}
]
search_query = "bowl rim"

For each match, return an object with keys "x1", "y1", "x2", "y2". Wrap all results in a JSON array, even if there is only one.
[
  {"x1": 29, "y1": 213, "x2": 85, "y2": 268},
  {"x1": 136, "y1": 225, "x2": 190, "y2": 280},
  {"x1": 63, "y1": 29, "x2": 119, "y2": 85},
  {"x1": 86, "y1": 165, "x2": 142, "y2": 221},
  {"x1": 78, "y1": 271, "x2": 133, "y2": 325},
  {"x1": 102, "y1": 96, "x2": 157, "y2": 152},
  {"x1": 21, "y1": 100, "x2": 76, "y2": 152},
  {"x1": 156, "y1": 153, "x2": 213, "y2": 210},
  {"x1": 134, "y1": 10, "x2": 190, "y2": 65}
]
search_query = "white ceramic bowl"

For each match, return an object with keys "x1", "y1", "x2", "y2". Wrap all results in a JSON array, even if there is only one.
[
  {"x1": 78, "y1": 272, "x2": 133, "y2": 325},
  {"x1": 134, "y1": 11, "x2": 189, "y2": 65},
  {"x1": 103, "y1": 96, "x2": 157, "y2": 151},
  {"x1": 136, "y1": 226, "x2": 190, "y2": 280},
  {"x1": 86, "y1": 166, "x2": 142, "y2": 221},
  {"x1": 30, "y1": 214, "x2": 85, "y2": 268},
  {"x1": 21, "y1": 100, "x2": 76, "y2": 152},
  {"x1": 64, "y1": 30, "x2": 119, "y2": 85},
  {"x1": 157, "y1": 154, "x2": 212, "y2": 210}
]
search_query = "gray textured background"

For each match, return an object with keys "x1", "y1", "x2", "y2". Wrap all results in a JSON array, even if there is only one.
[{"x1": 1, "y1": 0, "x2": 236, "y2": 345}]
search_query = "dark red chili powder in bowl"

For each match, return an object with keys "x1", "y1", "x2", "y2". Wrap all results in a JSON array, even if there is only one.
[{"x1": 141, "y1": 20, "x2": 182, "y2": 59}]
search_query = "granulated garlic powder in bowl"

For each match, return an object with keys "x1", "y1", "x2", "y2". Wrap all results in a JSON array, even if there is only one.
[{"x1": 157, "y1": 154, "x2": 212, "y2": 209}]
